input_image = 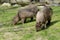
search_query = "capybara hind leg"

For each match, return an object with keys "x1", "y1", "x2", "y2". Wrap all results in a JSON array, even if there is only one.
[
  {"x1": 24, "y1": 18, "x2": 27, "y2": 23},
  {"x1": 30, "y1": 17, "x2": 33, "y2": 22}
]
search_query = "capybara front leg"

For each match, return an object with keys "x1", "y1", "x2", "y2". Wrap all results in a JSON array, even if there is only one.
[
  {"x1": 21, "y1": 18, "x2": 25, "y2": 24},
  {"x1": 44, "y1": 24, "x2": 47, "y2": 29},
  {"x1": 47, "y1": 18, "x2": 51, "y2": 25}
]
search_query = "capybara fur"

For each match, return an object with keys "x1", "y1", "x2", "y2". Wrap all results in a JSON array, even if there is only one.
[
  {"x1": 12, "y1": 4, "x2": 39, "y2": 25},
  {"x1": 36, "y1": 5, "x2": 53, "y2": 32}
]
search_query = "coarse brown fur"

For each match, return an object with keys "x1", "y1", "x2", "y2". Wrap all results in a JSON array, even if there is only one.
[
  {"x1": 12, "y1": 4, "x2": 39, "y2": 25},
  {"x1": 36, "y1": 5, "x2": 53, "y2": 32}
]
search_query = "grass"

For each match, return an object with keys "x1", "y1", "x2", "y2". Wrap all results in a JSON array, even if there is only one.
[{"x1": 0, "y1": 6, "x2": 60, "y2": 40}]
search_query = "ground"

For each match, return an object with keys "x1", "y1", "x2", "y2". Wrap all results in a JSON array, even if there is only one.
[{"x1": 0, "y1": 6, "x2": 60, "y2": 40}]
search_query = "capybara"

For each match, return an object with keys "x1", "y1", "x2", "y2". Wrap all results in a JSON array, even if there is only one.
[
  {"x1": 12, "y1": 4, "x2": 39, "y2": 25},
  {"x1": 36, "y1": 5, "x2": 53, "y2": 32}
]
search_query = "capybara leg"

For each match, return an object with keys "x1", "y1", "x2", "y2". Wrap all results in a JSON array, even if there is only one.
[
  {"x1": 41, "y1": 24, "x2": 45, "y2": 29},
  {"x1": 44, "y1": 24, "x2": 47, "y2": 29},
  {"x1": 30, "y1": 17, "x2": 33, "y2": 22},
  {"x1": 47, "y1": 19, "x2": 51, "y2": 25},
  {"x1": 21, "y1": 18, "x2": 25, "y2": 24},
  {"x1": 43, "y1": 21, "x2": 47, "y2": 29},
  {"x1": 24, "y1": 18, "x2": 27, "y2": 23},
  {"x1": 36, "y1": 26, "x2": 41, "y2": 32}
]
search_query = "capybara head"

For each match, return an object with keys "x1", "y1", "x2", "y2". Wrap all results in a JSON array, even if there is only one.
[
  {"x1": 36, "y1": 22, "x2": 43, "y2": 32},
  {"x1": 12, "y1": 14, "x2": 20, "y2": 25}
]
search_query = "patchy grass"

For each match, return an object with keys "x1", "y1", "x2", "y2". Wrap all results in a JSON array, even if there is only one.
[{"x1": 0, "y1": 6, "x2": 60, "y2": 40}]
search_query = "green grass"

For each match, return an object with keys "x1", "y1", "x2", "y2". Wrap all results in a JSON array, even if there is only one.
[{"x1": 0, "y1": 6, "x2": 60, "y2": 40}]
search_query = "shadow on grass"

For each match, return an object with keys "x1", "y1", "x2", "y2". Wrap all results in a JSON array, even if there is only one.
[
  {"x1": 1, "y1": 20, "x2": 60, "y2": 32},
  {"x1": 16, "y1": 19, "x2": 36, "y2": 25},
  {"x1": 41, "y1": 20, "x2": 60, "y2": 31},
  {"x1": 47, "y1": 20, "x2": 60, "y2": 28},
  {"x1": 0, "y1": 19, "x2": 36, "y2": 27}
]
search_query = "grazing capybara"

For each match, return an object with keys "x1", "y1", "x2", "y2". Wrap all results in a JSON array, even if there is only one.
[
  {"x1": 36, "y1": 5, "x2": 53, "y2": 32},
  {"x1": 12, "y1": 4, "x2": 39, "y2": 25}
]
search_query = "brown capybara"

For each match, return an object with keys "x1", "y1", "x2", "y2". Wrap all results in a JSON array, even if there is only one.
[
  {"x1": 36, "y1": 5, "x2": 53, "y2": 32},
  {"x1": 12, "y1": 4, "x2": 39, "y2": 25}
]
